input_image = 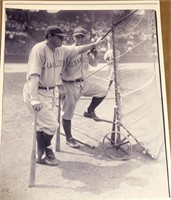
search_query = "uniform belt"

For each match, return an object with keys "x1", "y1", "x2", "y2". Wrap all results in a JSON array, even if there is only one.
[
  {"x1": 38, "y1": 86, "x2": 55, "y2": 90},
  {"x1": 63, "y1": 79, "x2": 84, "y2": 83}
]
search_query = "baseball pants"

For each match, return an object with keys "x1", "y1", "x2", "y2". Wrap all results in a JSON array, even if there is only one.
[
  {"x1": 23, "y1": 83, "x2": 58, "y2": 135},
  {"x1": 62, "y1": 75, "x2": 109, "y2": 120}
]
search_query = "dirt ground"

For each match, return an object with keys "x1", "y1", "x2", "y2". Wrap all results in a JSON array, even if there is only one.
[{"x1": 0, "y1": 70, "x2": 170, "y2": 200}]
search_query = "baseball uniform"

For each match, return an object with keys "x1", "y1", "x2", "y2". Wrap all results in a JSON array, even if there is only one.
[
  {"x1": 23, "y1": 40, "x2": 79, "y2": 135},
  {"x1": 62, "y1": 50, "x2": 108, "y2": 120}
]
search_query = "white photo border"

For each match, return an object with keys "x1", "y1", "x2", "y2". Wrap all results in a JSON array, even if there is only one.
[{"x1": 0, "y1": 1, "x2": 170, "y2": 199}]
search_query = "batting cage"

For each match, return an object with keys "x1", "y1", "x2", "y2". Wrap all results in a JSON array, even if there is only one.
[
  {"x1": 99, "y1": 10, "x2": 164, "y2": 160},
  {"x1": 52, "y1": 9, "x2": 162, "y2": 161}
]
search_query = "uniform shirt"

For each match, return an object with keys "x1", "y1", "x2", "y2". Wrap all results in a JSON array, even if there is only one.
[
  {"x1": 104, "y1": 49, "x2": 120, "y2": 62},
  {"x1": 104, "y1": 49, "x2": 113, "y2": 62},
  {"x1": 27, "y1": 41, "x2": 79, "y2": 86},
  {"x1": 62, "y1": 48, "x2": 98, "y2": 81}
]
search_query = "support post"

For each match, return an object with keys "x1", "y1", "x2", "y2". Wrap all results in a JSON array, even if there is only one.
[{"x1": 110, "y1": 10, "x2": 121, "y2": 137}]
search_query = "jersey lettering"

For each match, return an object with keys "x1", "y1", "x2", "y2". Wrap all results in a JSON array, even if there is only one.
[
  {"x1": 70, "y1": 54, "x2": 88, "y2": 67},
  {"x1": 72, "y1": 56, "x2": 82, "y2": 66},
  {"x1": 56, "y1": 60, "x2": 63, "y2": 67},
  {"x1": 45, "y1": 60, "x2": 63, "y2": 69}
]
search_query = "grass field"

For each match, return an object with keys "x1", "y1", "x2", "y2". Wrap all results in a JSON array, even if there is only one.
[{"x1": 0, "y1": 66, "x2": 170, "y2": 199}]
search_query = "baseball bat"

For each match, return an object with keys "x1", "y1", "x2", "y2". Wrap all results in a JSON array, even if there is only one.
[
  {"x1": 29, "y1": 111, "x2": 37, "y2": 187},
  {"x1": 56, "y1": 94, "x2": 61, "y2": 152},
  {"x1": 88, "y1": 9, "x2": 139, "y2": 54}
]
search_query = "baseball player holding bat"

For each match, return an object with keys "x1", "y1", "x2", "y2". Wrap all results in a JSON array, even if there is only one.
[
  {"x1": 61, "y1": 27, "x2": 108, "y2": 148},
  {"x1": 23, "y1": 25, "x2": 103, "y2": 166}
]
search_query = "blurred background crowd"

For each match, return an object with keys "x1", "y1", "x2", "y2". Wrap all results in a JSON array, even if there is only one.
[{"x1": 4, "y1": 9, "x2": 155, "y2": 63}]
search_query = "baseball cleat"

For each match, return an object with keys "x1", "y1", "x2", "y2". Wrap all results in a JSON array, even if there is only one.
[
  {"x1": 43, "y1": 157, "x2": 58, "y2": 166},
  {"x1": 36, "y1": 157, "x2": 58, "y2": 166},
  {"x1": 84, "y1": 111, "x2": 101, "y2": 121},
  {"x1": 45, "y1": 147, "x2": 56, "y2": 160},
  {"x1": 66, "y1": 137, "x2": 80, "y2": 148}
]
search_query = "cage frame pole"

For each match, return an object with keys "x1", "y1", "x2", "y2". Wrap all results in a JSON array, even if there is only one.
[{"x1": 110, "y1": 10, "x2": 121, "y2": 136}]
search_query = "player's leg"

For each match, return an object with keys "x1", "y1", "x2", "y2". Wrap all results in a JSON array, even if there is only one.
[
  {"x1": 36, "y1": 93, "x2": 59, "y2": 166},
  {"x1": 23, "y1": 87, "x2": 45, "y2": 163},
  {"x1": 62, "y1": 119, "x2": 80, "y2": 148},
  {"x1": 23, "y1": 88, "x2": 58, "y2": 166},
  {"x1": 83, "y1": 77, "x2": 108, "y2": 121},
  {"x1": 36, "y1": 130, "x2": 57, "y2": 166},
  {"x1": 86, "y1": 96, "x2": 106, "y2": 114},
  {"x1": 62, "y1": 82, "x2": 80, "y2": 148},
  {"x1": 36, "y1": 131, "x2": 45, "y2": 163}
]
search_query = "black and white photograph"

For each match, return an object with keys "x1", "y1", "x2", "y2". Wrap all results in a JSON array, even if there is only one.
[{"x1": 0, "y1": 1, "x2": 171, "y2": 199}]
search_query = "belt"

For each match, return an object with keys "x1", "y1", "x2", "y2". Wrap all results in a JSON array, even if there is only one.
[
  {"x1": 38, "y1": 86, "x2": 55, "y2": 90},
  {"x1": 63, "y1": 78, "x2": 84, "y2": 83}
]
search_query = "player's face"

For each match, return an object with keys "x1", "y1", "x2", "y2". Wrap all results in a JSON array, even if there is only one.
[
  {"x1": 49, "y1": 34, "x2": 64, "y2": 47},
  {"x1": 55, "y1": 35, "x2": 64, "y2": 47},
  {"x1": 74, "y1": 35, "x2": 87, "y2": 46}
]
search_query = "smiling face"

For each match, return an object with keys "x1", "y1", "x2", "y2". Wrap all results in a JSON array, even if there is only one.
[{"x1": 73, "y1": 34, "x2": 87, "y2": 46}]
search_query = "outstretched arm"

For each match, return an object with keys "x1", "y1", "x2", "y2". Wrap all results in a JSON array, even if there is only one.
[{"x1": 77, "y1": 37, "x2": 103, "y2": 54}]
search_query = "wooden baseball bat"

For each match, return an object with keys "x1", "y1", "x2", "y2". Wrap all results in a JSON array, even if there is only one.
[
  {"x1": 29, "y1": 111, "x2": 37, "y2": 187},
  {"x1": 88, "y1": 10, "x2": 139, "y2": 55},
  {"x1": 56, "y1": 94, "x2": 61, "y2": 152}
]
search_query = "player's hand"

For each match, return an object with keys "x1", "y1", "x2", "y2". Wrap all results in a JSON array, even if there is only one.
[
  {"x1": 95, "y1": 37, "x2": 104, "y2": 46},
  {"x1": 89, "y1": 48, "x2": 99, "y2": 58},
  {"x1": 57, "y1": 84, "x2": 66, "y2": 100},
  {"x1": 31, "y1": 99, "x2": 43, "y2": 112}
]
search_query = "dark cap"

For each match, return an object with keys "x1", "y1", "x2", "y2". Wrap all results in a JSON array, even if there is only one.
[
  {"x1": 73, "y1": 27, "x2": 87, "y2": 37},
  {"x1": 45, "y1": 26, "x2": 67, "y2": 38}
]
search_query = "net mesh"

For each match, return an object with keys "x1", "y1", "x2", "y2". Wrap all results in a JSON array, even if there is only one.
[{"x1": 110, "y1": 10, "x2": 163, "y2": 158}]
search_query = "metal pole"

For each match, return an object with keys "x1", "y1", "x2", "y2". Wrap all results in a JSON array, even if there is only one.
[{"x1": 110, "y1": 10, "x2": 121, "y2": 140}]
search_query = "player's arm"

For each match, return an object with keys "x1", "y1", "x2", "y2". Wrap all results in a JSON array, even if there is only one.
[
  {"x1": 27, "y1": 47, "x2": 44, "y2": 112},
  {"x1": 28, "y1": 74, "x2": 43, "y2": 112},
  {"x1": 88, "y1": 49, "x2": 100, "y2": 67},
  {"x1": 77, "y1": 37, "x2": 103, "y2": 54},
  {"x1": 64, "y1": 37, "x2": 103, "y2": 66}
]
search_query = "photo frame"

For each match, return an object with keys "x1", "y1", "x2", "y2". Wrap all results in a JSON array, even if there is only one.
[{"x1": 0, "y1": 1, "x2": 170, "y2": 199}]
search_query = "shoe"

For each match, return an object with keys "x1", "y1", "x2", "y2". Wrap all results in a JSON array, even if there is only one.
[
  {"x1": 45, "y1": 147, "x2": 56, "y2": 160},
  {"x1": 66, "y1": 137, "x2": 80, "y2": 148},
  {"x1": 84, "y1": 111, "x2": 102, "y2": 122},
  {"x1": 36, "y1": 157, "x2": 58, "y2": 166}
]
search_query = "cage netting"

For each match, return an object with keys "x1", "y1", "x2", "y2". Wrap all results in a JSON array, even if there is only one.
[{"x1": 109, "y1": 10, "x2": 163, "y2": 158}]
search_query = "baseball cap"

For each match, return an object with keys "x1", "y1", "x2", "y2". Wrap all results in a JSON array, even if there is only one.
[
  {"x1": 73, "y1": 27, "x2": 87, "y2": 37},
  {"x1": 45, "y1": 26, "x2": 67, "y2": 38}
]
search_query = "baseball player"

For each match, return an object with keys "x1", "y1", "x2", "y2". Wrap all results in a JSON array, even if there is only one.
[
  {"x1": 104, "y1": 49, "x2": 114, "y2": 89},
  {"x1": 104, "y1": 48, "x2": 120, "y2": 89},
  {"x1": 23, "y1": 25, "x2": 103, "y2": 166},
  {"x1": 61, "y1": 27, "x2": 108, "y2": 148}
]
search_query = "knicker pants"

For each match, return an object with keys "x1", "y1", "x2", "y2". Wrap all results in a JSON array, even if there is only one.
[
  {"x1": 62, "y1": 75, "x2": 109, "y2": 120},
  {"x1": 23, "y1": 83, "x2": 58, "y2": 135}
]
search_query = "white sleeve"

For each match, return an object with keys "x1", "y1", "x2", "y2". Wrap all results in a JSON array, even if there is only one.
[
  {"x1": 27, "y1": 74, "x2": 39, "y2": 100},
  {"x1": 63, "y1": 46, "x2": 79, "y2": 62},
  {"x1": 27, "y1": 46, "x2": 45, "y2": 78}
]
